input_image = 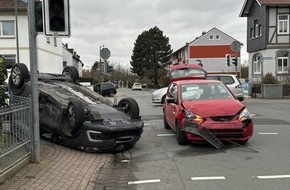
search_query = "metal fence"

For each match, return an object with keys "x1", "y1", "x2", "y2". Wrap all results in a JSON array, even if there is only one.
[{"x1": 0, "y1": 96, "x2": 31, "y2": 174}]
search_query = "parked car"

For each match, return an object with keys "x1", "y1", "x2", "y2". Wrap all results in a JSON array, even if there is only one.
[
  {"x1": 152, "y1": 87, "x2": 168, "y2": 104},
  {"x1": 163, "y1": 64, "x2": 253, "y2": 148},
  {"x1": 207, "y1": 74, "x2": 244, "y2": 101},
  {"x1": 9, "y1": 63, "x2": 144, "y2": 153},
  {"x1": 132, "y1": 82, "x2": 142, "y2": 90},
  {"x1": 94, "y1": 82, "x2": 117, "y2": 97}
]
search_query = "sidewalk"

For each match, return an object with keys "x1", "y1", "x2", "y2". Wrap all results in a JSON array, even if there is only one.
[{"x1": 0, "y1": 140, "x2": 115, "y2": 190}]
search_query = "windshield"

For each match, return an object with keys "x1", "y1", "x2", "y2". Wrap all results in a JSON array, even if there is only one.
[{"x1": 181, "y1": 83, "x2": 234, "y2": 101}]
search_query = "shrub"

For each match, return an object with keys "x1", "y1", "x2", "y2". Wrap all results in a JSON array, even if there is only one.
[{"x1": 262, "y1": 72, "x2": 278, "y2": 84}]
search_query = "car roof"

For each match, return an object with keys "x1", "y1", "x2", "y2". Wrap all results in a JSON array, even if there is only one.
[{"x1": 208, "y1": 74, "x2": 236, "y2": 76}]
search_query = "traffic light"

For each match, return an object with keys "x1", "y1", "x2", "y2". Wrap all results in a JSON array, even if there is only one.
[
  {"x1": 35, "y1": 2, "x2": 43, "y2": 32},
  {"x1": 43, "y1": 0, "x2": 70, "y2": 37},
  {"x1": 107, "y1": 65, "x2": 113, "y2": 73},
  {"x1": 226, "y1": 54, "x2": 231, "y2": 66},
  {"x1": 232, "y1": 57, "x2": 238, "y2": 66}
]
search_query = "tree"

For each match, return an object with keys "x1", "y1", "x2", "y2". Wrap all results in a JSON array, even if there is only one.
[{"x1": 130, "y1": 26, "x2": 172, "y2": 86}]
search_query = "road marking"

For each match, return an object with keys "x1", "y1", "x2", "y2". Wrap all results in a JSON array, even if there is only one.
[
  {"x1": 157, "y1": 134, "x2": 175, "y2": 137},
  {"x1": 121, "y1": 160, "x2": 130, "y2": 163},
  {"x1": 128, "y1": 179, "x2": 161, "y2": 185},
  {"x1": 257, "y1": 175, "x2": 290, "y2": 179},
  {"x1": 191, "y1": 176, "x2": 226, "y2": 181},
  {"x1": 144, "y1": 123, "x2": 151, "y2": 126},
  {"x1": 258, "y1": 132, "x2": 278, "y2": 135}
]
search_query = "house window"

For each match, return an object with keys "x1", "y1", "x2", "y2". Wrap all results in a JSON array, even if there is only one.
[
  {"x1": 0, "y1": 20, "x2": 15, "y2": 37},
  {"x1": 277, "y1": 52, "x2": 289, "y2": 73},
  {"x1": 253, "y1": 54, "x2": 261, "y2": 74},
  {"x1": 209, "y1": 35, "x2": 214, "y2": 40},
  {"x1": 250, "y1": 28, "x2": 254, "y2": 39},
  {"x1": 278, "y1": 15, "x2": 289, "y2": 34},
  {"x1": 215, "y1": 35, "x2": 220, "y2": 40},
  {"x1": 277, "y1": 57, "x2": 288, "y2": 73}
]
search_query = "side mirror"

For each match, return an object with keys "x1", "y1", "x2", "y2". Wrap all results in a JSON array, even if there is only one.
[{"x1": 166, "y1": 96, "x2": 177, "y2": 104}]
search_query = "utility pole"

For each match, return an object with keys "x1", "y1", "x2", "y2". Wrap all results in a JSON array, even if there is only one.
[{"x1": 28, "y1": 0, "x2": 41, "y2": 163}]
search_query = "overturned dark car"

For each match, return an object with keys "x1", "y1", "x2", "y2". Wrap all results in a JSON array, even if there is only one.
[{"x1": 9, "y1": 63, "x2": 144, "y2": 153}]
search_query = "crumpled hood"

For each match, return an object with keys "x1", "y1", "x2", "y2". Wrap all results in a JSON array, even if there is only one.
[{"x1": 182, "y1": 99, "x2": 245, "y2": 118}]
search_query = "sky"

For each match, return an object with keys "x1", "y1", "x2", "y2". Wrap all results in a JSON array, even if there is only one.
[{"x1": 63, "y1": 0, "x2": 248, "y2": 70}]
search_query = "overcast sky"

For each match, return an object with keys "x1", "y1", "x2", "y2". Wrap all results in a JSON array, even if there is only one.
[{"x1": 63, "y1": 0, "x2": 247, "y2": 69}]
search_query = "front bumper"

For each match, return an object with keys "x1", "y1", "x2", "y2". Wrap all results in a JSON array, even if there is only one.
[
  {"x1": 182, "y1": 118, "x2": 253, "y2": 147},
  {"x1": 61, "y1": 119, "x2": 144, "y2": 152}
]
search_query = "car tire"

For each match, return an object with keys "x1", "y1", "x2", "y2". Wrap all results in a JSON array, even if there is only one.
[
  {"x1": 117, "y1": 97, "x2": 140, "y2": 119},
  {"x1": 109, "y1": 91, "x2": 115, "y2": 97},
  {"x1": 163, "y1": 111, "x2": 170, "y2": 129},
  {"x1": 10, "y1": 63, "x2": 29, "y2": 88},
  {"x1": 62, "y1": 99, "x2": 85, "y2": 137},
  {"x1": 9, "y1": 63, "x2": 29, "y2": 95},
  {"x1": 62, "y1": 66, "x2": 79, "y2": 81},
  {"x1": 176, "y1": 122, "x2": 188, "y2": 145}
]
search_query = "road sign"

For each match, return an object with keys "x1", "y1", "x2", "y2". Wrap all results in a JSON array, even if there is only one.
[
  {"x1": 100, "y1": 48, "x2": 110, "y2": 60},
  {"x1": 230, "y1": 41, "x2": 241, "y2": 53}
]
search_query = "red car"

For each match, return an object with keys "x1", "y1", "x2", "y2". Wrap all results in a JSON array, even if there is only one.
[{"x1": 163, "y1": 64, "x2": 253, "y2": 148}]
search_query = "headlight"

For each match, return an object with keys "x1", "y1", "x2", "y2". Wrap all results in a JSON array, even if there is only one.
[
  {"x1": 183, "y1": 109, "x2": 204, "y2": 125},
  {"x1": 239, "y1": 108, "x2": 252, "y2": 122}
]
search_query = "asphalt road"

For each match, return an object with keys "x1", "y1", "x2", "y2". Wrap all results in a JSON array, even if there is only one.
[{"x1": 116, "y1": 88, "x2": 290, "y2": 190}]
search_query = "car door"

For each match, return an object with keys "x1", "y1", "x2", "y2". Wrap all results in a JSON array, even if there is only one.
[{"x1": 164, "y1": 83, "x2": 179, "y2": 128}]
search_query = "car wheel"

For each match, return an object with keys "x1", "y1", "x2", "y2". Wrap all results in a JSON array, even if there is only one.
[
  {"x1": 117, "y1": 97, "x2": 140, "y2": 119},
  {"x1": 163, "y1": 114, "x2": 170, "y2": 129},
  {"x1": 62, "y1": 99, "x2": 85, "y2": 137},
  {"x1": 10, "y1": 63, "x2": 29, "y2": 87},
  {"x1": 62, "y1": 66, "x2": 79, "y2": 81},
  {"x1": 176, "y1": 122, "x2": 188, "y2": 145},
  {"x1": 109, "y1": 91, "x2": 115, "y2": 97}
]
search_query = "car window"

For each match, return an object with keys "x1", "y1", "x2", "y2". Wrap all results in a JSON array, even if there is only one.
[
  {"x1": 207, "y1": 76, "x2": 218, "y2": 80},
  {"x1": 169, "y1": 67, "x2": 206, "y2": 80},
  {"x1": 219, "y1": 76, "x2": 235, "y2": 85},
  {"x1": 181, "y1": 83, "x2": 234, "y2": 101},
  {"x1": 168, "y1": 83, "x2": 178, "y2": 99}
]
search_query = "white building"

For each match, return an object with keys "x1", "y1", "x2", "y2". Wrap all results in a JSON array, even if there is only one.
[{"x1": 0, "y1": 0, "x2": 82, "y2": 75}]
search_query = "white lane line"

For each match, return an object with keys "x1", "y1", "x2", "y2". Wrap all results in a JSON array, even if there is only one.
[
  {"x1": 144, "y1": 123, "x2": 151, "y2": 126},
  {"x1": 157, "y1": 134, "x2": 175, "y2": 137},
  {"x1": 121, "y1": 160, "x2": 130, "y2": 163},
  {"x1": 258, "y1": 132, "x2": 279, "y2": 135},
  {"x1": 257, "y1": 175, "x2": 290, "y2": 179},
  {"x1": 191, "y1": 176, "x2": 226, "y2": 181},
  {"x1": 128, "y1": 179, "x2": 161, "y2": 185}
]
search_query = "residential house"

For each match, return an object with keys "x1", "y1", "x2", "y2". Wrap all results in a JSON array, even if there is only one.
[
  {"x1": 240, "y1": 0, "x2": 290, "y2": 83},
  {"x1": 0, "y1": 0, "x2": 82, "y2": 75},
  {"x1": 170, "y1": 27, "x2": 243, "y2": 75}
]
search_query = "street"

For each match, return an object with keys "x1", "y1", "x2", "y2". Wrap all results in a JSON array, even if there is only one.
[{"x1": 115, "y1": 88, "x2": 290, "y2": 190}]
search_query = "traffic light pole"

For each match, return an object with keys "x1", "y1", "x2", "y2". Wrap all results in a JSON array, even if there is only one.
[
  {"x1": 235, "y1": 52, "x2": 238, "y2": 76},
  {"x1": 28, "y1": 0, "x2": 41, "y2": 163}
]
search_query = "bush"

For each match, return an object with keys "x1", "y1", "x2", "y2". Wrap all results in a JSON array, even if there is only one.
[{"x1": 262, "y1": 72, "x2": 278, "y2": 84}]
